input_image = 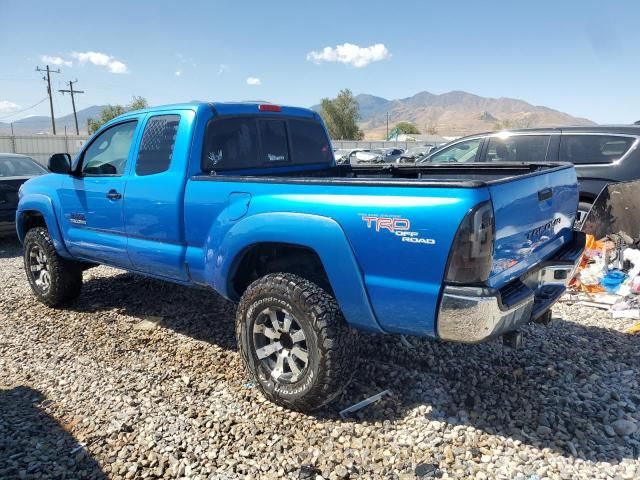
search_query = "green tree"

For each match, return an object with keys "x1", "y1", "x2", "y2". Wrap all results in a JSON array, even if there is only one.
[
  {"x1": 394, "y1": 121, "x2": 421, "y2": 135},
  {"x1": 319, "y1": 89, "x2": 364, "y2": 140},
  {"x1": 87, "y1": 96, "x2": 150, "y2": 134}
]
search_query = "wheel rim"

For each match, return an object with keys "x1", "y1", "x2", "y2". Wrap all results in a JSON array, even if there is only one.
[
  {"x1": 28, "y1": 245, "x2": 51, "y2": 292},
  {"x1": 252, "y1": 307, "x2": 309, "y2": 384}
]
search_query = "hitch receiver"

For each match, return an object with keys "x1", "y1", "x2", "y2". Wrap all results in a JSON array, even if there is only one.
[{"x1": 503, "y1": 331, "x2": 523, "y2": 349}]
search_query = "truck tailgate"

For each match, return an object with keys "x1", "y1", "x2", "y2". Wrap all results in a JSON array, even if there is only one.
[{"x1": 488, "y1": 165, "x2": 578, "y2": 288}]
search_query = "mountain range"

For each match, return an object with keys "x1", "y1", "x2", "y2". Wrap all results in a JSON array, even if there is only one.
[
  {"x1": 0, "y1": 105, "x2": 105, "y2": 135},
  {"x1": 316, "y1": 90, "x2": 595, "y2": 138},
  {"x1": 2, "y1": 90, "x2": 595, "y2": 138}
]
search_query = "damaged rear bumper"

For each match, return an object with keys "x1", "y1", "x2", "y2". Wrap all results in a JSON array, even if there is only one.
[{"x1": 436, "y1": 232, "x2": 585, "y2": 343}]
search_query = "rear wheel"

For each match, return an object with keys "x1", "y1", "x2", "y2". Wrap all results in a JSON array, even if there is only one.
[
  {"x1": 236, "y1": 273, "x2": 353, "y2": 411},
  {"x1": 23, "y1": 227, "x2": 83, "y2": 307}
]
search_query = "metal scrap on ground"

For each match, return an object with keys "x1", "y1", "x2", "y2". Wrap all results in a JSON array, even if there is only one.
[{"x1": 339, "y1": 389, "x2": 392, "y2": 418}]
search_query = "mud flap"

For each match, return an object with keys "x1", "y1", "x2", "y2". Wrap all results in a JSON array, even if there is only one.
[{"x1": 580, "y1": 180, "x2": 640, "y2": 240}]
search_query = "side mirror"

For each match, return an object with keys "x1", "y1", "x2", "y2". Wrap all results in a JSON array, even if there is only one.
[{"x1": 48, "y1": 153, "x2": 72, "y2": 174}]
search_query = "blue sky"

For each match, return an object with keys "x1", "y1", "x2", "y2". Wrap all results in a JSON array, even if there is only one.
[{"x1": 1, "y1": 0, "x2": 639, "y2": 124}]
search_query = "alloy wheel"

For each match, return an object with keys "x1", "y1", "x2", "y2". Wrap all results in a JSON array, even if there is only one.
[{"x1": 252, "y1": 307, "x2": 309, "y2": 383}]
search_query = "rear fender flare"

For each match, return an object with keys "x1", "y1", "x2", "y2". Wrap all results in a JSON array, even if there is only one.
[
  {"x1": 17, "y1": 194, "x2": 72, "y2": 258},
  {"x1": 205, "y1": 212, "x2": 384, "y2": 333}
]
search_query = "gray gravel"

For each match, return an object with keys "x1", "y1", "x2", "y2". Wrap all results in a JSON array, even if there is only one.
[{"x1": 1, "y1": 237, "x2": 639, "y2": 479}]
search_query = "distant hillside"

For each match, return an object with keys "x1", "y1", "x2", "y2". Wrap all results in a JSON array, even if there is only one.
[
  {"x1": 0, "y1": 105, "x2": 105, "y2": 135},
  {"x1": 314, "y1": 90, "x2": 595, "y2": 139}
]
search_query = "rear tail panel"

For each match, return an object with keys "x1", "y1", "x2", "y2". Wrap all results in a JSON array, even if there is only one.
[{"x1": 488, "y1": 166, "x2": 578, "y2": 288}]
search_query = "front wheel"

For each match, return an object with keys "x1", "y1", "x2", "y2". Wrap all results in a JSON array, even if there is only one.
[
  {"x1": 236, "y1": 273, "x2": 354, "y2": 412},
  {"x1": 23, "y1": 227, "x2": 83, "y2": 307}
]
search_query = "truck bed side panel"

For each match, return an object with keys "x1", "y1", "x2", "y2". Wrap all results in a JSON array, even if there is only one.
[{"x1": 184, "y1": 178, "x2": 489, "y2": 336}]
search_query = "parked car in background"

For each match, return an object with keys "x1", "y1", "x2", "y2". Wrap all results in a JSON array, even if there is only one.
[
  {"x1": 0, "y1": 154, "x2": 47, "y2": 237},
  {"x1": 352, "y1": 150, "x2": 384, "y2": 164},
  {"x1": 418, "y1": 126, "x2": 640, "y2": 222},
  {"x1": 333, "y1": 148, "x2": 367, "y2": 165},
  {"x1": 353, "y1": 148, "x2": 405, "y2": 164},
  {"x1": 376, "y1": 147, "x2": 405, "y2": 163},
  {"x1": 397, "y1": 145, "x2": 440, "y2": 164}
]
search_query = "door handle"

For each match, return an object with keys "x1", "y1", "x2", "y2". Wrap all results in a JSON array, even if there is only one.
[
  {"x1": 106, "y1": 189, "x2": 122, "y2": 200},
  {"x1": 538, "y1": 188, "x2": 553, "y2": 201}
]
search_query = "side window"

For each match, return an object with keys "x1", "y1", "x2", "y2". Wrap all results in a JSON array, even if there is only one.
[
  {"x1": 82, "y1": 121, "x2": 138, "y2": 175},
  {"x1": 430, "y1": 138, "x2": 481, "y2": 163},
  {"x1": 559, "y1": 135, "x2": 635, "y2": 164},
  {"x1": 485, "y1": 135, "x2": 550, "y2": 162},
  {"x1": 258, "y1": 120, "x2": 289, "y2": 163},
  {"x1": 136, "y1": 115, "x2": 180, "y2": 175},
  {"x1": 202, "y1": 118, "x2": 259, "y2": 171}
]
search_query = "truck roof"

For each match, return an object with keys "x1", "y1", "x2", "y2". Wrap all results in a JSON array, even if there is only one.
[{"x1": 117, "y1": 101, "x2": 317, "y2": 119}]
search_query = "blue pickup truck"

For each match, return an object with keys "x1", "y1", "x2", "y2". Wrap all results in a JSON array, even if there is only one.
[{"x1": 16, "y1": 102, "x2": 585, "y2": 411}]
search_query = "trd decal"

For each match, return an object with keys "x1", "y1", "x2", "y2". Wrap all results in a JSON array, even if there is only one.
[
  {"x1": 361, "y1": 215, "x2": 436, "y2": 245},
  {"x1": 361, "y1": 216, "x2": 410, "y2": 232}
]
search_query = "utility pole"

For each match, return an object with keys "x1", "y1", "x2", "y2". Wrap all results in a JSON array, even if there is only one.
[
  {"x1": 386, "y1": 112, "x2": 389, "y2": 140},
  {"x1": 59, "y1": 80, "x2": 85, "y2": 135},
  {"x1": 36, "y1": 65, "x2": 61, "y2": 135}
]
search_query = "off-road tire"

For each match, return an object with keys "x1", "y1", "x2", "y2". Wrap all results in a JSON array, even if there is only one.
[
  {"x1": 236, "y1": 273, "x2": 354, "y2": 412},
  {"x1": 23, "y1": 227, "x2": 83, "y2": 307}
]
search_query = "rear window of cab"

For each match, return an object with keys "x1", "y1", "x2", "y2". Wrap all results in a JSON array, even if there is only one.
[{"x1": 202, "y1": 117, "x2": 332, "y2": 172}]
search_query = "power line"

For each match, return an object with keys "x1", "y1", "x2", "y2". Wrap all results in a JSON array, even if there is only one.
[
  {"x1": 0, "y1": 97, "x2": 49, "y2": 121},
  {"x1": 59, "y1": 80, "x2": 85, "y2": 135},
  {"x1": 35, "y1": 65, "x2": 61, "y2": 134}
]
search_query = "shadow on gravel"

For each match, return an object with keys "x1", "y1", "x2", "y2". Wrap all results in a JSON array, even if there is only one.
[
  {"x1": 337, "y1": 321, "x2": 640, "y2": 464},
  {"x1": 73, "y1": 271, "x2": 638, "y2": 463},
  {"x1": 71, "y1": 272, "x2": 238, "y2": 350},
  {"x1": 0, "y1": 236, "x2": 21, "y2": 259},
  {"x1": 0, "y1": 386, "x2": 106, "y2": 479}
]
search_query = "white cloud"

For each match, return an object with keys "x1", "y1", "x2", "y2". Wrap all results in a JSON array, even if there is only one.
[
  {"x1": 218, "y1": 63, "x2": 229, "y2": 75},
  {"x1": 246, "y1": 77, "x2": 261, "y2": 86},
  {"x1": 41, "y1": 55, "x2": 72, "y2": 67},
  {"x1": 306, "y1": 43, "x2": 390, "y2": 68},
  {"x1": 174, "y1": 69, "x2": 182, "y2": 77},
  {"x1": 71, "y1": 51, "x2": 129, "y2": 74},
  {"x1": 0, "y1": 100, "x2": 22, "y2": 114}
]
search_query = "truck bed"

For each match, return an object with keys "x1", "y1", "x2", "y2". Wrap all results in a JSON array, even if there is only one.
[{"x1": 194, "y1": 162, "x2": 570, "y2": 188}]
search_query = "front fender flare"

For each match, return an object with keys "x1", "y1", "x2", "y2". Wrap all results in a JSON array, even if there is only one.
[
  {"x1": 16, "y1": 194, "x2": 71, "y2": 258},
  {"x1": 206, "y1": 212, "x2": 384, "y2": 333}
]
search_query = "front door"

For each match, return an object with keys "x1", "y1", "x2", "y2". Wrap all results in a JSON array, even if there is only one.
[{"x1": 59, "y1": 120, "x2": 140, "y2": 267}]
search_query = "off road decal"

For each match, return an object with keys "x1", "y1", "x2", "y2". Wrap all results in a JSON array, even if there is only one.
[{"x1": 360, "y1": 215, "x2": 436, "y2": 245}]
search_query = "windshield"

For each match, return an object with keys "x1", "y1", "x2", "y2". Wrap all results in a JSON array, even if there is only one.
[{"x1": 0, "y1": 156, "x2": 47, "y2": 177}]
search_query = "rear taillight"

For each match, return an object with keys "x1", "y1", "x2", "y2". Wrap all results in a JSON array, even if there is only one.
[{"x1": 445, "y1": 201, "x2": 494, "y2": 284}]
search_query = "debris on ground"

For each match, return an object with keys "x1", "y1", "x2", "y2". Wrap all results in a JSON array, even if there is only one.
[
  {"x1": 627, "y1": 321, "x2": 640, "y2": 334},
  {"x1": 567, "y1": 229, "x2": 640, "y2": 330},
  {"x1": 339, "y1": 389, "x2": 392, "y2": 418}
]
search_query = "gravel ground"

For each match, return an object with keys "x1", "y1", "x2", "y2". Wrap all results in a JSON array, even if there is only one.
[{"x1": 1, "y1": 237, "x2": 639, "y2": 480}]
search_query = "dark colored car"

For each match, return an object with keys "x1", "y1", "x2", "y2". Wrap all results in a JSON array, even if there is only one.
[
  {"x1": 419, "y1": 126, "x2": 640, "y2": 222},
  {"x1": 0, "y1": 154, "x2": 47, "y2": 236}
]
